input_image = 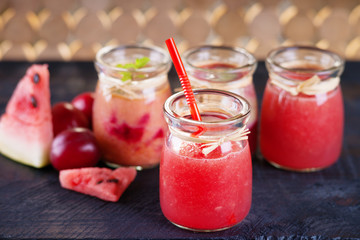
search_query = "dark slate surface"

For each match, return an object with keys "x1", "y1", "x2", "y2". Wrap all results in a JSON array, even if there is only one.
[{"x1": 0, "y1": 61, "x2": 359, "y2": 239}]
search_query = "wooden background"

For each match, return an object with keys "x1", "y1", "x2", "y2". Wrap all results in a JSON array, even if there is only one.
[{"x1": 1, "y1": 0, "x2": 360, "y2": 61}]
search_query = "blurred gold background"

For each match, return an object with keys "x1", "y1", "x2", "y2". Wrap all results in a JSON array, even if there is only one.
[{"x1": 0, "y1": 0, "x2": 360, "y2": 61}]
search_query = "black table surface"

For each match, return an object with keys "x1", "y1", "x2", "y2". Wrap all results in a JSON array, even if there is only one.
[{"x1": 0, "y1": 61, "x2": 359, "y2": 239}]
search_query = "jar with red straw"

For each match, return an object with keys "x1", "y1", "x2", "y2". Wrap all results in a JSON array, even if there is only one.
[{"x1": 160, "y1": 38, "x2": 253, "y2": 232}]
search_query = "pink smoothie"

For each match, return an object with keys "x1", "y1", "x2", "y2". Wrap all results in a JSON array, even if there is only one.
[
  {"x1": 93, "y1": 80, "x2": 171, "y2": 168},
  {"x1": 160, "y1": 126, "x2": 252, "y2": 230},
  {"x1": 260, "y1": 82, "x2": 344, "y2": 170}
]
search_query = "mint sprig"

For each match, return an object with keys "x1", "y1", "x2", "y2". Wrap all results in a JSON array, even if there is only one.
[
  {"x1": 116, "y1": 57, "x2": 150, "y2": 81},
  {"x1": 135, "y1": 57, "x2": 150, "y2": 68}
]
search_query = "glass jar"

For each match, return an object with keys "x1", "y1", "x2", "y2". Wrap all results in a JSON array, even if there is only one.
[
  {"x1": 93, "y1": 45, "x2": 171, "y2": 169},
  {"x1": 260, "y1": 46, "x2": 344, "y2": 171},
  {"x1": 183, "y1": 46, "x2": 258, "y2": 154},
  {"x1": 160, "y1": 89, "x2": 252, "y2": 232}
]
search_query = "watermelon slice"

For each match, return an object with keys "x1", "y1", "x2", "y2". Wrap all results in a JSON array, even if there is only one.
[
  {"x1": 59, "y1": 167, "x2": 137, "y2": 202},
  {"x1": 0, "y1": 64, "x2": 53, "y2": 168}
]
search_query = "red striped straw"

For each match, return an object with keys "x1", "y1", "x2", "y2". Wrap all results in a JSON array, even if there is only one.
[{"x1": 165, "y1": 38, "x2": 202, "y2": 121}]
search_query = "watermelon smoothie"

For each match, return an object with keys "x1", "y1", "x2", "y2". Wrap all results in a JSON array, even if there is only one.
[
  {"x1": 160, "y1": 89, "x2": 252, "y2": 231},
  {"x1": 183, "y1": 46, "x2": 258, "y2": 154},
  {"x1": 260, "y1": 46, "x2": 344, "y2": 171},
  {"x1": 93, "y1": 45, "x2": 171, "y2": 168}
]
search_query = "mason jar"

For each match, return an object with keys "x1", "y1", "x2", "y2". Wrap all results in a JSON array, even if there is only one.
[
  {"x1": 93, "y1": 45, "x2": 171, "y2": 169},
  {"x1": 183, "y1": 46, "x2": 258, "y2": 154},
  {"x1": 260, "y1": 46, "x2": 344, "y2": 171},
  {"x1": 160, "y1": 89, "x2": 252, "y2": 232}
]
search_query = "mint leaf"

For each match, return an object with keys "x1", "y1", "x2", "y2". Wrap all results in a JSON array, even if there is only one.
[
  {"x1": 116, "y1": 63, "x2": 136, "y2": 69},
  {"x1": 137, "y1": 74, "x2": 146, "y2": 79},
  {"x1": 116, "y1": 57, "x2": 150, "y2": 81},
  {"x1": 135, "y1": 57, "x2": 150, "y2": 68},
  {"x1": 116, "y1": 57, "x2": 150, "y2": 70},
  {"x1": 121, "y1": 72, "x2": 132, "y2": 81}
]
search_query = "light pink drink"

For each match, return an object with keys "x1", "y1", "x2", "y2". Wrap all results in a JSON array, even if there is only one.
[
  {"x1": 93, "y1": 45, "x2": 171, "y2": 168},
  {"x1": 93, "y1": 79, "x2": 171, "y2": 168}
]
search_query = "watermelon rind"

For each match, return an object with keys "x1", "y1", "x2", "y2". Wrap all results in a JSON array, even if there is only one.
[
  {"x1": 0, "y1": 133, "x2": 50, "y2": 168},
  {"x1": 0, "y1": 118, "x2": 51, "y2": 168}
]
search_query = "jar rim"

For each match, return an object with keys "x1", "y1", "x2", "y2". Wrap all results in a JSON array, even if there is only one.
[
  {"x1": 266, "y1": 45, "x2": 344, "y2": 74},
  {"x1": 183, "y1": 45, "x2": 257, "y2": 73},
  {"x1": 95, "y1": 44, "x2": 171, "y2": 74},
  {"x1": 164, "y1": 89, "x2": 251, "y2": 127}
]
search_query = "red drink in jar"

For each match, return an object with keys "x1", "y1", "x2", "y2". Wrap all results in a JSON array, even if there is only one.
[
  {"x1": 183, "y1": 46, "x2": 258, "y2": 154},
  {"x1": 160, "y1": 89, "x2": 252, "y2": 231},
  {"x1": 260, "y1": 46, "x2": 344, "y2": 171}
]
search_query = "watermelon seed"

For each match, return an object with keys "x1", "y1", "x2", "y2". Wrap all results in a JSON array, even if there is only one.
[
  {"x1": 33, "y1": 73, "x2": 40, "y2": 83},
  {"x1": 106, "y1": 178, "x2": 119, "y2": 183},
  {"x1": 96, "y1": 180, "x2": 104, "y2": 184},
  {"x1": 31, "y1": 95, "x2": 37, "y2": 108}
]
